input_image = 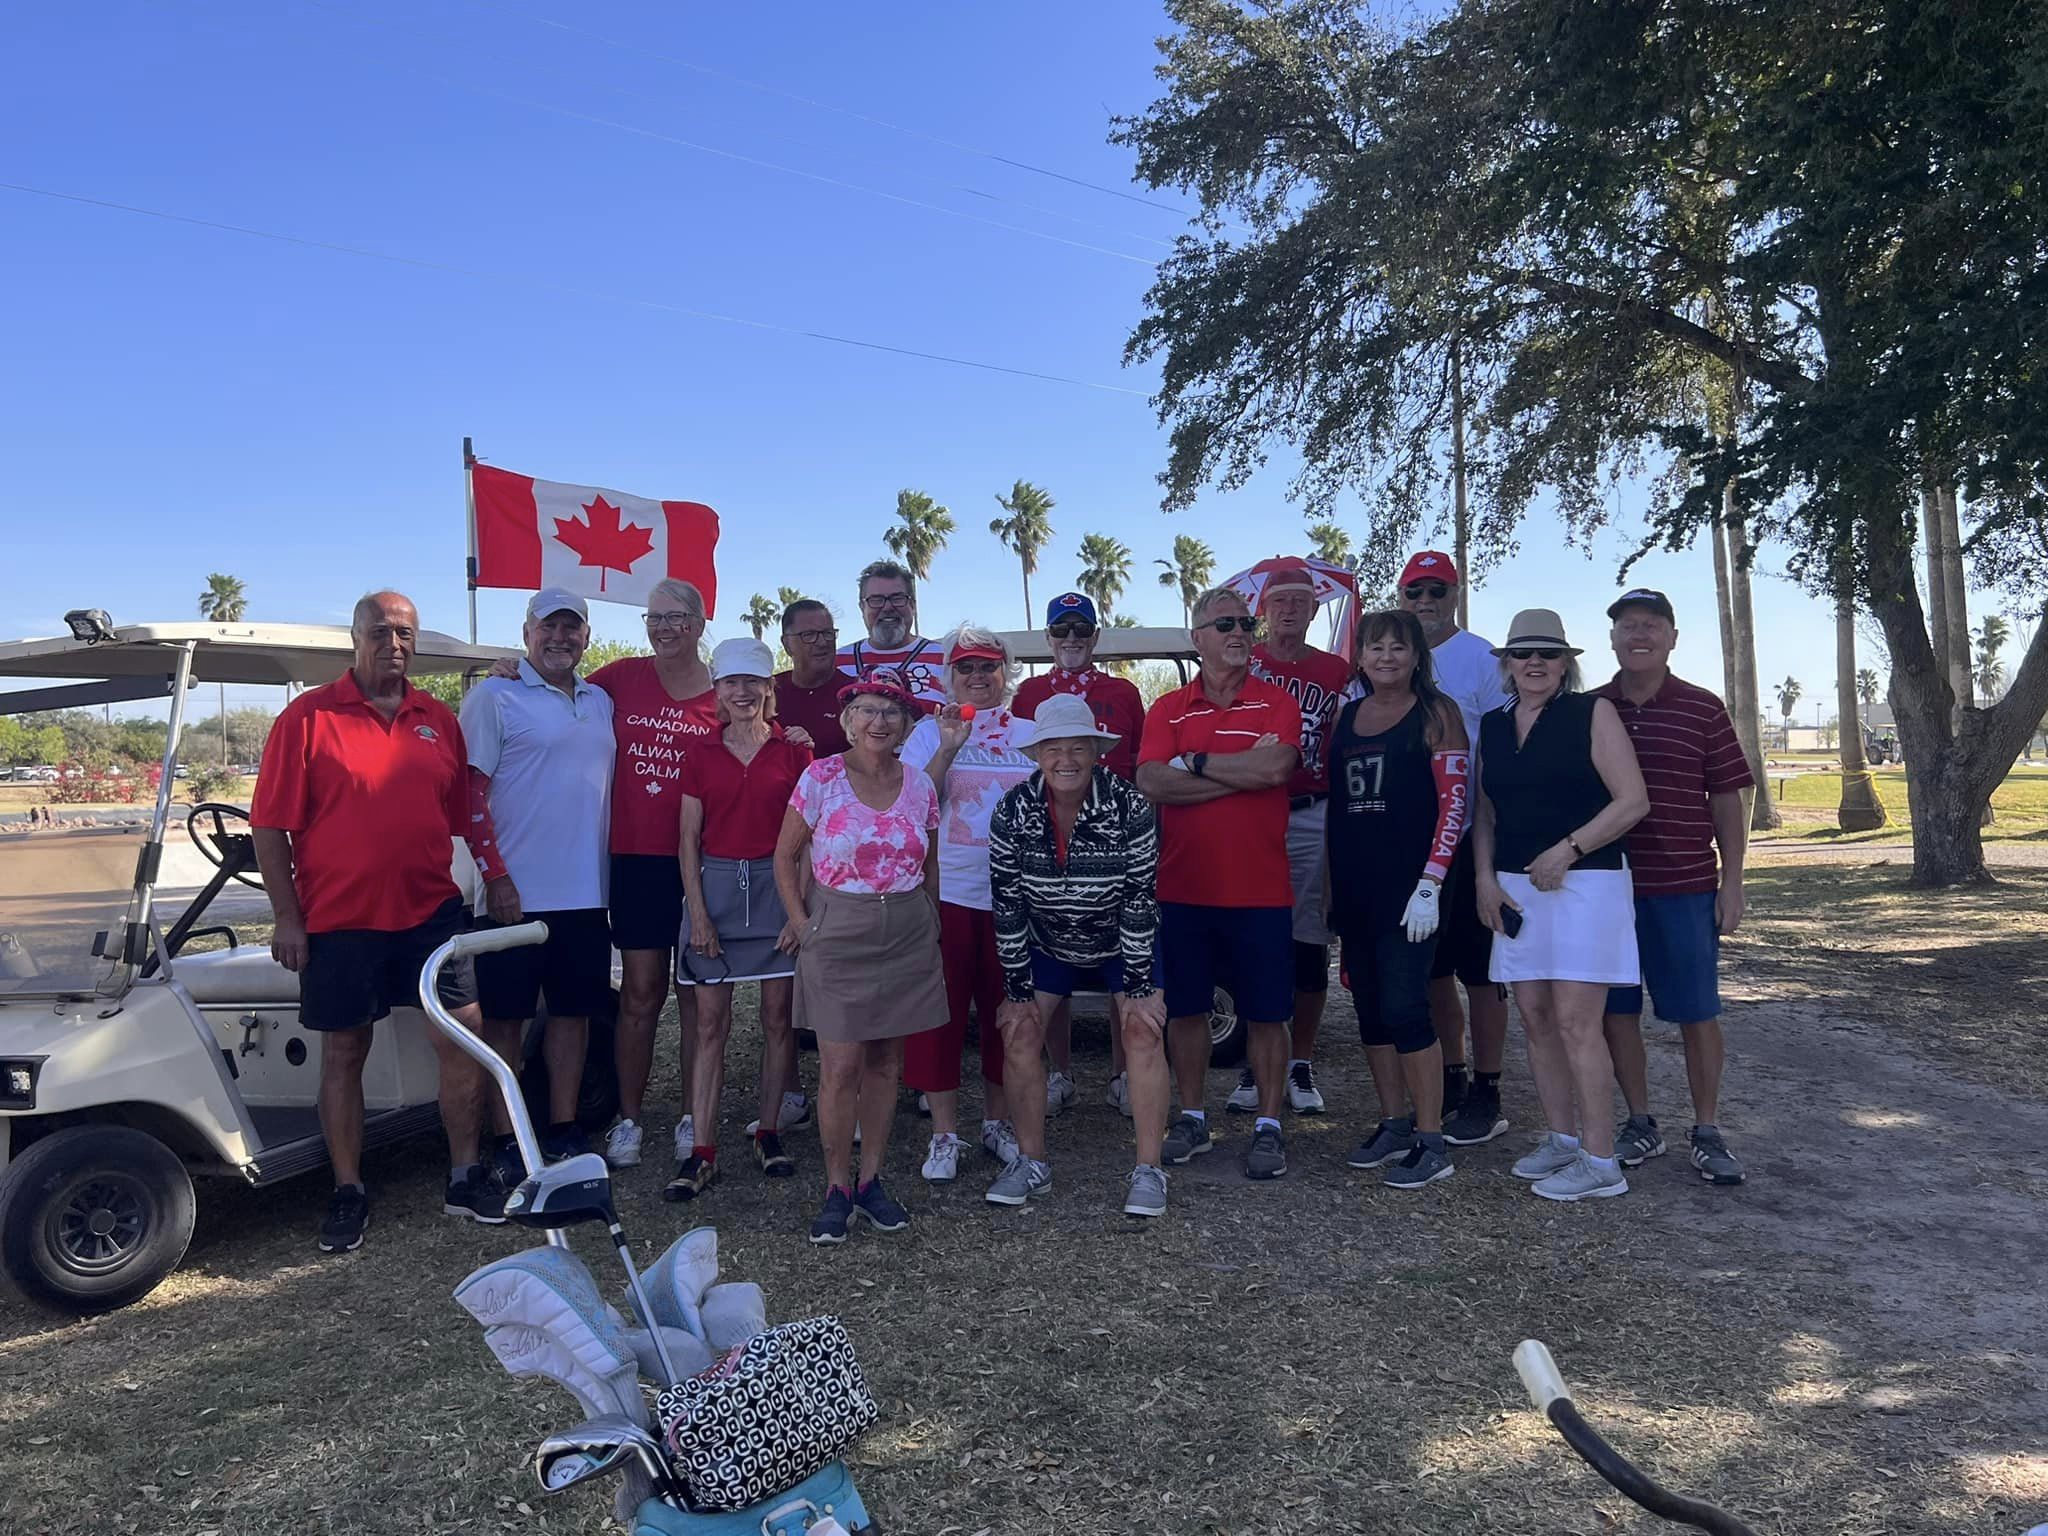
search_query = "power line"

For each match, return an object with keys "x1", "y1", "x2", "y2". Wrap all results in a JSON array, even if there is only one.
[{"x1": 0, "y1": 180, "x2": 1153, "y2": 397}]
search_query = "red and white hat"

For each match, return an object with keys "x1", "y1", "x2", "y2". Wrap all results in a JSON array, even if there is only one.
[{"x1": 1398, "y1": 551, "x2": 1460, "y2": 587}]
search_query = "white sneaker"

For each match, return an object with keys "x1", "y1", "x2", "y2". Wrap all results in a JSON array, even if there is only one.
[
  {"x1": 672, "y1": 1115, "x2": 696, "y2": 1164},
  {"x1": 921, "y1": 1132, "x2": 962, "y2": 1183},
  {"x1": 604, "y1": 1119, "x2": 643, "y2": 1168},
  {"x1": 1225, "y1": 1068, "x2": 1260, "y2": 1112},
  {"x1": 1512, "y1": 1132, "x2": 1580, "y2": 1181},
  {"x1": 981, "y1": 1119, "x2": 1020, "y2": 1166},
  {"x1": 1532, "y1": 1151, "x2": 1630, "y2": 1202},
  {"x1": 1286, "y1": 1061, "x2": 1325, "y2": 1115},
  {"x1": 745, "y1": 1092, "x2": 815, "y2": 1136},
  {"x1": 1045, "y1": 1071, "x2": 1076, "y2": 1116},
  {"x1": 1105, "y1": 1072, "x2": 1132, "y2": 1119}
]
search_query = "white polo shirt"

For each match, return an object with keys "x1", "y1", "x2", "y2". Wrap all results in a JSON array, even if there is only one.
[
  {"x1": 1431, "y1": 626, "x2": 1513, "y2": 749},
  {"x1": 459, "y1": 660, "x2": 615, "y2": 912}
]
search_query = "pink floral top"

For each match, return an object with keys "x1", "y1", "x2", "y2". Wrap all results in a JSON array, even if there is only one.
[{"x1": 789, "y1": 756, "x2": 940, "y2": 895}]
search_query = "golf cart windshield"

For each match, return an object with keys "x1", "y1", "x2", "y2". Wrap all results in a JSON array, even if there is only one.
[{"x1": 0, "y1": 820, "x2": 148, "y2": 996}]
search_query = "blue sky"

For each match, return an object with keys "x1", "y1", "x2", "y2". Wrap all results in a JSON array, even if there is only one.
[{"x1": 3, "y1": 1, "x2": 1854, "y2": 724}]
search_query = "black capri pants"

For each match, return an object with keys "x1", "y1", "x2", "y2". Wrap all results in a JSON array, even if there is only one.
[{"x1": 1340, "y1": 922, "x2": 1438, "y2": 1053}]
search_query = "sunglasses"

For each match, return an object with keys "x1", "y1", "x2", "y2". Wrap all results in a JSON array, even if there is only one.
[
  {"x1": 1197, "y1": 616, "x2": 1259, "y2": 634},
  {"x1": 1504, "y1": 647, "x2": 1567, "y2": 661},
  {"x1": 1047, "y1": 623, "x2": 1097, "y2": 640},
  {"x1": 951, "y1": 659, "x2": 1001, "y2": 676},
  {"x1": 1402, "y1": 582, "x2": 1449, "y2": 600}
]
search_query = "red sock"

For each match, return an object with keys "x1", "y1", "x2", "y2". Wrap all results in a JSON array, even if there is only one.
[
  {"x1": 692, "y1": 1144, "x2": 717, "y2": 1162},
  {"x1": 754, "y1": 1126, "x2": 773, "y2": 1144}
]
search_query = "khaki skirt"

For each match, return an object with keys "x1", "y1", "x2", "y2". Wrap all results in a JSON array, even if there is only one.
[{"x1": 794, "y1": 883, "x2": 950, "y2": 1044}]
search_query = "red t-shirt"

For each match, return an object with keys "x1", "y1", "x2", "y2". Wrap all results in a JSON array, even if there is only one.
[
  {"x1": 251, "y1": 670, "x2": 467, "y2": 933},
  {"x1": 1593, "y1": 672, "x2": 1755, "y2": 896},
  {"x1": 1138, "y1": 674, "x2": 1302, "y2": 908},
  {"x1": 1250, "y1": 643, "x2": 1356, "y2": 797},
  {"x1": 590, "y1": 657, "x2": 719, "y2": 857},
  {"x1": 676, "y1": 731, "x2": 814, "y2": 860},
  {"x1": 773, "y1": 671, "x2": 851, "y2": 756},
  {"x1": 1012, "y1": 670, "x2": 1146, "y2": 781}
]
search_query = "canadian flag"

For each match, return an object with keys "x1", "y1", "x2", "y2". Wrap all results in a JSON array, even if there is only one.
[{"x1": 471, "y1": 463, "x2": 720, "y2": 616}]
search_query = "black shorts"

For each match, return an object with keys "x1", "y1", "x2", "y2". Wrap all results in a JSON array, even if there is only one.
[
  {"x1": 609, "y1": 853, "x2": 683, "y2": 953},
  {"x1": 1429, "y1": 840, "x2": 1495, "y2": 988},
  {"x1": 476, "y1": 907, "x2": 614, "y2": 1020},
  {"x1": 301, "y1": 896, "x2": 477, "y2": 1032}
]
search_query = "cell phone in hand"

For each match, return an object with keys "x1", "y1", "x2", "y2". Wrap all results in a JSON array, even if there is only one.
[{"x1": 1499, "y1": 905, "x2": 1524, "y2": 939}]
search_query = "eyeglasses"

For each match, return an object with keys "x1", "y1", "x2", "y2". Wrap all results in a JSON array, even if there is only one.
[
  {"x1": 1504, "y1": 647, "x2": 1567, "y2": 661},
  {"x1": 951, "y1": 660, "x2": 1000, "y2": 676},
  {"x1": 846, "y1": 702, "x2": 906, "y2": 723},
  {"x1": 787, "y1": 627, "x2": 838, "y2": 645},
  {"x1": 861, "y1": 592, "x2": 913, "y2": 610},
  {"x1": 1196, "y1": 615, "x2": 1258, "y2": 634},
  {"x1": 645, "y1": 611, "x2": 703, "y2": 629},
  {"x1": 1402, "y1": 582, "x2": 1449, "y2": 600},
  {"x1": 1047, "y1": 623, "x2": 1097, "y2": 640}
]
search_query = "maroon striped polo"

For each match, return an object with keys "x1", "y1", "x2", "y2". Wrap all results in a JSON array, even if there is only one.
[{"x1": 1594, "y1": 672, "x2": 1754, "y2": 897}]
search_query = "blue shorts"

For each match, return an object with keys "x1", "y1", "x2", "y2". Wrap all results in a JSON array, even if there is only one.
[
  {"x1": 1606, "y1": 891, "x2": 1721, "y2": 1025},
  {"x1": 1028, "y1": 947, "x2": 1165, "y2": 998},
  {"x1": 1158, "y1": 902, "x2": 1294, "y2": 1024}
]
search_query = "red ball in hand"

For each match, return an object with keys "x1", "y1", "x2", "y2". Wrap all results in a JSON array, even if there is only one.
[{"x1": 958, "y1": 704, "x2": 977, "y2": 721}]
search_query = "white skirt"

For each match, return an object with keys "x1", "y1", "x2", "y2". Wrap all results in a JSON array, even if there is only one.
[{"x1": 1488, "y1": 868, "x2": 1641, "y2": 986}]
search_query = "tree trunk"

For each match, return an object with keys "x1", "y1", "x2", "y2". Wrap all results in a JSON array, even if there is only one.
[
  {"x1": 1451, "y1": 332, "x2": 1471, "y2": 630},
  {"x1": 1724, "y1": 503, "x2": 1778, "y2": 829},
  {"x1": 1938, "y1": 483, "x2": 1972, "y2": 721},
  {"x1": 1835, "y1": 598, "x2": 1886, "y2": 830},
  {"x1": 1022, "y1": 566, "x2": 1033, "y2": 629},
  {"x1": 1923, "y1": 480, "x2": 1951, "y2": 686},
  {"x1": 1710, "y1": 513, "x2": 1739, "y2": 699}
]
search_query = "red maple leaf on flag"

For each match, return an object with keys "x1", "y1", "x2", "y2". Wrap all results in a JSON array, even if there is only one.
[{"x1": 553, "y1": 496, "x2": 654, "y2": 591}]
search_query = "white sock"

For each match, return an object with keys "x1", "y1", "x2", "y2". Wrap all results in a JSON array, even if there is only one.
[
  {"x1": 1586, "y1": 1152, "x2": 1621, "y2": 1173},
  {"x1": 1288, "y1": 1058, "x2": 1310, "y2": 1071},
  {"x1": 1556, "y1": 1132, "x2": 1581, "y2": 1150},
  {"x1": 1255, "y1": 1116, "x2": 1282, "y2": 1135},
  {"x1": 1184, "y1": 1107, "x2": 1207, "y2": 1124}
]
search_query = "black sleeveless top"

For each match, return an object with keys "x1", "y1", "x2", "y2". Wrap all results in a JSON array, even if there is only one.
[
  {"x1": 1478, "y1": 690, "x2": 1622, "y2": 872},
  {"x1": 1326, "y1": 696, "x2": 1437, "y2": 928}
]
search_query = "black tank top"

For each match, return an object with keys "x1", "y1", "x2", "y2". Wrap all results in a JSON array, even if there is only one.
[
  {"x1": 1478, "y1": 690, "x2": 1623, "y2": 872},
  {"x1": 1326, "y1": 696, "x2": 1436, "y2": 928}
]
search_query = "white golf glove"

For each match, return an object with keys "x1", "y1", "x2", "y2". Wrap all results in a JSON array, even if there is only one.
[{"x1": 1400, "y1": 879, "x2": 1441, "y2": 943}]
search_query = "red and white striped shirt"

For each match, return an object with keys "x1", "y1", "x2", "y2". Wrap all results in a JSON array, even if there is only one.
[{"x1": 1594, "y1": 672, "x2": 1753, "y2": 897}]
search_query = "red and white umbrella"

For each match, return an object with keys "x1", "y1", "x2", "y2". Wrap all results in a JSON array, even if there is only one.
[{"x1": 1223, "y1": 555, "x2": 1363, "y2": 655}]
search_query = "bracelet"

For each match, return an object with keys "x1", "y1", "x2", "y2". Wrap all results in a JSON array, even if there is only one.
[{"x1": 1566, "y1": 834, "x2": 1584, "y2": 857}]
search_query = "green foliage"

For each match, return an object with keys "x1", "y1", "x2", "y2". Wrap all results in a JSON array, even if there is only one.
[
  {"x1": 882, "y1": 489, "x2": 955, "y2": 580},
  {"x1": 1305, "y1": 521, "x2": 1352, "y2": 567},
  {"x1": 742, "y1": 594, "x2": 781, "y2": 640},
  {"x1": 990, "y1": 480, "x2": 1057, "y2": 623},
  {"x1": 0, "y1": 717, "x2": 68, "y2": 767},
  {"x1": 1777, "y1": 677, "x2": 1803, "y2": 721},
  {"x1": 178, "y1": 708, "x2": 274, "y2": 766},
  {"x1": 581, "y1": 637, "x2": 652, "y2": 671},
  {"x1": 183, "y1": 764, "x2": 244, "y2": 802},
  {"x1": 1975, "y1": 616, "x2": 2012, "y2": 699},
  {"x1": 197, "y1": 573, "x2": 248, "y2": 624},
  {"x1": 1075, "y1": 534, "x2": 1135, "y2": 619},
  {"x1": 1856, "y1": 668, "x2": 1882, "y2": 709},
  {"x1": 1154, "y1": 534, "x2": 1216, "y2": 624}
]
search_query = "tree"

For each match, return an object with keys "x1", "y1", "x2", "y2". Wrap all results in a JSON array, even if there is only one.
[
  {"x1": 197, "y1": 572, "x2": 248, "y2": 766},
  {"x1": 1154, "y1": 534, "x2": 1216, "y2": 625},
  {"x1": 178, "y1": 709, "x2": 275, "y2": 768},
  {"x1": 1115, "y1": 0, "x2": 2048, "y2": 884},
  {"x1": 882, "y1": 489, "x2": 954, "y2": 580},
  {"x1": 1305, "y1": 521, "x2": 1352, "y2": 567},
  {"x1": 1075, "y1": 534, "x2": 1134, "y2": 620},
  {"x1": 989, "y1": 481, "x2": 1057, "y2": 626},
  {"x1": 742, "y1": 594, "x2": 781, "y2": 640},
  {"x1": 776, "y1": 586, "x2": 805, "y2": 613},
  {"x1": 1974, "y1": 615, "x2": 2011, "y2": 701},
  {"x1": 1776, "y1": 678, "x2": 1802, "y2": 745},
  {"x1": 0, "y1": 718, "x2": 66, "y2": 767},
  {"x1": 1857, "y1": 669, "x2": 1882, "y2": 710},
  {"x1": 1837, "y1": 598, "x2": 1886, "y2": 829}
]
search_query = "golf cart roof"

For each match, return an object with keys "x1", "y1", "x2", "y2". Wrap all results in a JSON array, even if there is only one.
[
  {"x1": 0, "y1": 622, "x2": 515, "y2": 687},
  {"x1": 997, "y1": 626, "x2": 1193, "y2": 666}
]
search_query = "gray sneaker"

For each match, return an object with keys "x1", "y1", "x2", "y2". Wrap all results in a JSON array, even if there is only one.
[
  {"x1": 1122, "y1": 1164, "x2": 1168, "y2": 1218},
  {"x1": 985, "y1": 1156, "x2": 1052, "y2": 1206},
  {"x1": 1225, "y1": 1067, "x2": 1260, "y2": 1112},
  {"x1": 1689, "y1": 1127, "x2": 1746, "y2": 1185},
  {"x1": 1512, "y1": 1132, "x2": 1580, "y2": 1181},
  {"x1": 1615, "y1": 1114, "x2": 1666, "y2": 1168},
  {"x1": 1245, "y1": 1125, "x2": 1288, "y2": 1180},
  {"x1": 1347, "y1": 1116, "x2": 1417, "y2": 1169},
  {"x1": 1532, "y1": 1151, "x2": 1629, "y2": 1202},
  {"x1": 1383, "y1": 1138, "x2": 1454, "y2": 1190},
  {"x1": 1162, "y1": 1113, "x2": 1214, "y2": 1165}
]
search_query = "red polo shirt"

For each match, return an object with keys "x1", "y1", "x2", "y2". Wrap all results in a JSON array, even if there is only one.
[
  {"x1": 1138, "y1": 674, "x2": 1302, "y2": 908},
  {"x1": 1593, "y1": 671, "x2": 1754, "y2": 897},
  {"x1": 676, "y1": 731, "x2": 815, "y2": 860},
  {"x1": 251, "y1": 669, "x2": 468, "y2": 933},
  {"x1": 1013, "y1": 670, "x2": 1146, "y2": 781}
]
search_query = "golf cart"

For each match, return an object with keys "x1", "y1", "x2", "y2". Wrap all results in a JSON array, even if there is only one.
[{"x1": 0, "y1": 614, "x2": 612, "y2": 1315}]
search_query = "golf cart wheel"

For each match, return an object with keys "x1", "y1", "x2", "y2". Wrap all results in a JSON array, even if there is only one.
[
  {"x1": 0, "y1": 1125, "x2": 196, "y2": 1315},
  {"x1": 1209, "y1": 988, "x2": 1246, "y2": 1066}
]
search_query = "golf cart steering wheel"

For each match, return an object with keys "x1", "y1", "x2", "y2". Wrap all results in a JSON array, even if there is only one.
[{"x1": 186, "y1": 802, "x2": 266, "y2": 890}]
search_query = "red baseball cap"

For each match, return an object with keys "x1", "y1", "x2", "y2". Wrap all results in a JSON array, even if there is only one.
[
  {"x1": 947, "y1": 641, "x2": 1007, "y2": 664},
  {"x1": 1398, "y1": 551, "x2": 1460, "y2": 587},
  {"x1": 1256, "y1": 563, "x2": 1317, "y2": 614}
]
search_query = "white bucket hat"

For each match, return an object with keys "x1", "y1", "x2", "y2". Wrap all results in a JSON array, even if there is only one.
[
  {"x1": 710, "y1": 637, "x2": 776, "y2": 681},
  {"x1": 1022, "y1": 693, "x2": 1121, "y2": 753}
]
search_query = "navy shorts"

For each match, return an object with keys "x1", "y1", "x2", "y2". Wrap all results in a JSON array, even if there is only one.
[
  {"x1": 301, "y1": 896, "x2": 476, "y2": 1032},
  {"x1": 1158, "y1": 902, "x2": 1294, "y2": 1024},
  {"x1": 1340, "y1": 921, "x2": 1437, "y2": 1053},
  {"x1": 476, "y1": 907, "x2": 614, "y2": 1021},
  {"x1": 1028, "y1": 947, "x2": 1165, "y2": 999},
  {"x1": 1606, "y1": 892, "x2": 1721, "y2": 1025},
  {"x1": 609, "y1": 853, "x2": 684, "y2": 953}
]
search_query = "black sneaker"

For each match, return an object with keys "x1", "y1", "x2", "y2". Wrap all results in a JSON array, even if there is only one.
[
  {"x1": 540, "y1": 1121, "x2": 591, "y2": 1162},
  {"x1": 663, "y1": 1153, "x2": 719, "y2": 1202},
  {"x1": 444, "y1": 1168, "x2": 507, "y2": 1224},
  {"x1": 1443, "y1": 1081, "x2": 1508, "y2": 1145},
  {"x1": 1442, "y1": 1063, "x2": 1470, "y2": 1118},
  {"x1": 810, "y1": 1186, "x2": 854, "y2": 1245},
  {"x1": 319, "y1": 1185, "x2": 370, "y2": 1253},
  {"x1": 753, "y1": 1132, "x2": 796, "y2": 1178},
  {"x1": 852, "y1": 1177, "x2": 910, "y2": 1233},
  {"x1": 1245, "y1": 1125, "x2": 1288, "y2": 1180},
  {"x1": 490, "y1": 1134, "x2": 527, "y2": 1190}
]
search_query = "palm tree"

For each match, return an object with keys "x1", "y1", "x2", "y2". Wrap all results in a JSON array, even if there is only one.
[
  {"x1": 776, "y1": 586, "x2": 805, "y2": 611},
  {"x1": 882, "y1": 489, "x2": 954, "y2": 580},
  {"x1": 1776, "y1": 676, "x2": 1802, "y2": 747},
  {"x1": 1856, "y1": 668, "x2": 1881, "y2": 709},
  {"x1": 1153, "y1": 534, "x2": 1216, "y2": 625},
  {"x1": 989, "y1": 480, "x2": 1056, "y2": 626},
  {"x1": 1075, "y1": 534, "x2": 1134, "y2": 620},
  {"x1": 197, "y1": 573, "x2": 247, "y2": 768},
  {"x1": 1306, "y1": 521, "x2": 1352, "y2": 567},
  {"x1": 1836, "y1": 597, "x2": 1886, "y2": 829},
  {"x1": 742, "y1": 594, "x2": 780, "y2": 640},
  {"x1": 1974, "y1": 614, "x2": 2011, "y2": 700}
]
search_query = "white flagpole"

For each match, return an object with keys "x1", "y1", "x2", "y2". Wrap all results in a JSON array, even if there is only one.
[{"x1": 463, "y1": 435, "x2": 479, "y2": 645}]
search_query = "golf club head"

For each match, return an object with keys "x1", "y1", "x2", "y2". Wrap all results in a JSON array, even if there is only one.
[
  {"x1": 533, "y1": 1414, "x2": 667, "y2": 1494},
  {"x1": 504, "y1": 1152, "x2": 617, "y2": 1231}
]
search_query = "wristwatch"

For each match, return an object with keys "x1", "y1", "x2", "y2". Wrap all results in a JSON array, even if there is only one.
[
  {"x1": 1566, "y1": 834, "x2": 1585, "y2": 857},
  {"x1": 1191, "y1": 752, "x2": 1209, "y2": 778}
]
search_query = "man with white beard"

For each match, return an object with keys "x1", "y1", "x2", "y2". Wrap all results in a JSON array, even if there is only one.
[{"x1": 835, "y1": 558, "x2": 947, "y2": 714}]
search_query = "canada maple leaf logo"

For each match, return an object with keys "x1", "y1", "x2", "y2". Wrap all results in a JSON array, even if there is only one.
[{"x1": 553, "y1": 496, "x2": 653, "y2": 592}]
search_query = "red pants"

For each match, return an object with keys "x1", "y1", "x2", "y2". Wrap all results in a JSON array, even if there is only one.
[{"x1": 902, "y1": 901, "x2": 1007, "y2": 1092}]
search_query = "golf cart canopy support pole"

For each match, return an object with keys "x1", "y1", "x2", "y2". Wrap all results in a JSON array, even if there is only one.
[
  {"x1": 0, "y1": 676, "x2": 178, "y2": 717},
  {"x1": 123, "y1": 641, "x2": 197, "y2": 980}
]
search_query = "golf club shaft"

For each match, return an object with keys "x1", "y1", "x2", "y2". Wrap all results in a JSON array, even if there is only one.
[
  {"x1": 611, "y1": 1223, "x2": 684, "y2": 1386},
  {"x1": 1546, "y1": 1401, "x2": 1762, "y2": 1536}
]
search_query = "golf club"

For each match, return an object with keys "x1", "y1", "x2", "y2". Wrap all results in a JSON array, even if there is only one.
[{"x1": 534, "y1": 1414, "x2": 678, "y2": 1500}]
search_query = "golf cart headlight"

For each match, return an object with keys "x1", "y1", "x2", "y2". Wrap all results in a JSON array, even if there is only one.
[
  {"x1": 0, "y1": 1058, "x2": 39, "y2": 1108},
  {"x1": 63, "y1": 608, "x2": 116, "y2": 644}
]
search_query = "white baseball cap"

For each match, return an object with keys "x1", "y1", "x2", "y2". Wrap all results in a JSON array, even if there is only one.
[
  {"x1": 711, "y1": 637, "x2": 776, "y2": 681},
  {"x1": 526, "y1": 587, "x2": 588, "y2": 622}
]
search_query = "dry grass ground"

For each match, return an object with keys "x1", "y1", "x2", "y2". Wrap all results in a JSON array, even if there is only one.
[{"x1": 4, "y1": 856, "x2": 2047, "y2": 1536}]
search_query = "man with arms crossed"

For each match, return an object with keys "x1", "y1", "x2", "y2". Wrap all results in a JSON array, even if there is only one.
[
  {"x1": 252, "y1": 591, "x2": 511, "y2": 1254},
  {"x1": 836, "y1": 559, "x2": 947, "y2": 714},
  {"x1": 1596, "y1": 589, "x2": 1753, "y2": 1184},
  {"x1": 1236, "y1": 561, "x2": 1355, "y2": 1118},
  {"x1": 1138, "y1": 587, "x2": 1303, "y2": 1181},
  {"x1": 1397, "y1": 551, "x2": 1514, "y2": 1145}
]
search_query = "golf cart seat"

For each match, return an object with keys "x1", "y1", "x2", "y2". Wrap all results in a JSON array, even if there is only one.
[{"x1": 173, "y1": 945, "x2": 301, "y2": 1005}]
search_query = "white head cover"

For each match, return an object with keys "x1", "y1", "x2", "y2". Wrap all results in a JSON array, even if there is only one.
[{"x1": 710, "y1": 637, "x2": 776, "y2": 681}]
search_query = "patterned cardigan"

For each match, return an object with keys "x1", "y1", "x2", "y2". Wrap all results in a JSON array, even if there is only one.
[{"x1": 987, "y1": 766, "x2": 1159, "y2": 1003}]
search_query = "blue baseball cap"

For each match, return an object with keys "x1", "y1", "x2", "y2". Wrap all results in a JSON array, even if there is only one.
[{"x1": 1045, "y1": 592, "x2": 1098, "y2": 627}]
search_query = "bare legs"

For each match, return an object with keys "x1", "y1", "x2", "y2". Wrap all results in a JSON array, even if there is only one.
[
  {"x1": 819, "y1": 1037, "x2": 904, "y2": 1189},
  {"x1": 1515, "y1": 979, "x2": 1618, "y2": 1157}
]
